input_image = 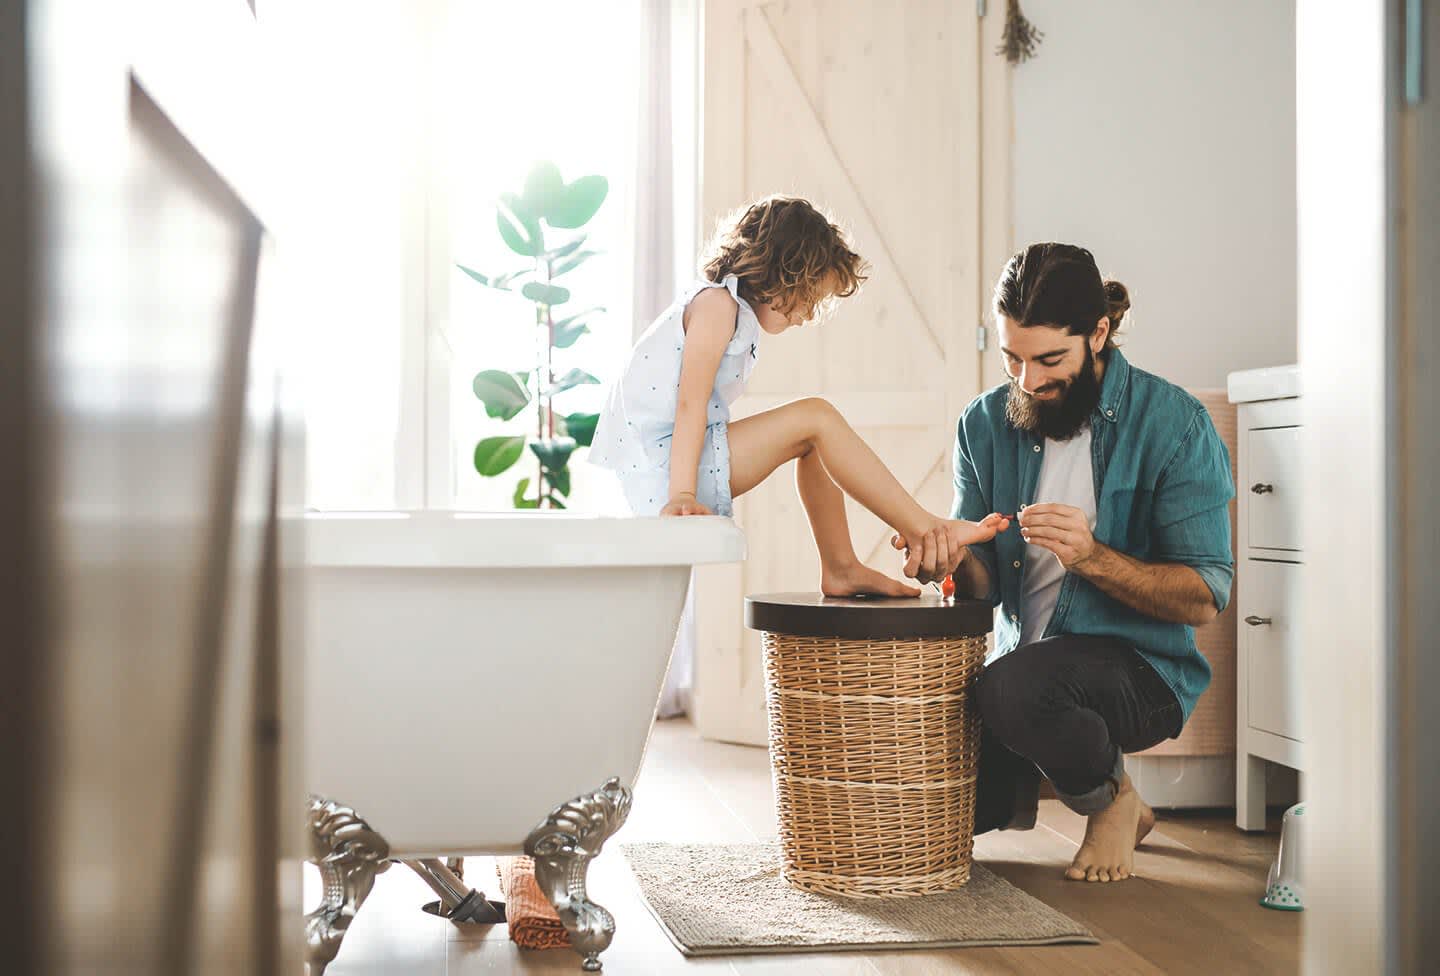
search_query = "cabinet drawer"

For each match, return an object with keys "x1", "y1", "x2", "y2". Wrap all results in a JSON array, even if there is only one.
[
  {"x1": 1246, "y1": 426, "x2": 1301, "y2": 552},
  {"x1": 1243, "y1": 559, "x2": 1303, "y2": 741}
]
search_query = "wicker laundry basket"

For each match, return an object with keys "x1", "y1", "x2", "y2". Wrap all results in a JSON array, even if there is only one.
[{"x1": 744, "y1": 594, "x2": 992, "y2": 898}]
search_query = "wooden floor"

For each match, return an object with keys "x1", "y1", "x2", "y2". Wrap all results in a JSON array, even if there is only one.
[{"x1": 316, "y1": 718, "x2": 1299, "y2": 975}]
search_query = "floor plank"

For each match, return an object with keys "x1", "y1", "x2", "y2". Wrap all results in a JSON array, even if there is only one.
[
  {"x1": 310, "y1": 858, "x2": 448, "y2": 976},
  {"x1": 967, "y1": 824, "x2": 1172, "y2": 976},
  {"x1": 1034, "y1": 803, "x2": 1299, "y2": 975},
  {"x1": 1146, "y1": 807, "x2": 1284, "y2": 886},
  {"x1": 319, "y1": 719, "x2": 1297, "y2": 974}
]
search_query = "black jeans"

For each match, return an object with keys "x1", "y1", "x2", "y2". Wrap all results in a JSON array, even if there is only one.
[{"x1": 970, "y1": 634, "x2": 1183, "y2": 832}]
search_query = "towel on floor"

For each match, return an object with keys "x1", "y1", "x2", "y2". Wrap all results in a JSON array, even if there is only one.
[{"x1": 496, "y1": 856, "x2": 570, "y2": 950}]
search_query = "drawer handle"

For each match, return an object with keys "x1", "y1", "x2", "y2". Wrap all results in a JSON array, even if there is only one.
[
  {"x1": 1250, "y1": 483, "x2": 1275, "y2": 495},
  {"x1": 1244, "y1": 615, "x2": 1273, "y2": 627}
]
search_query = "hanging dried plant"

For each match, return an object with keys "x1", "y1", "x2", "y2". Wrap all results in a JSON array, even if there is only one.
[{"x1": 998, "y1": 0, "x2": 1044, "y2": 64}]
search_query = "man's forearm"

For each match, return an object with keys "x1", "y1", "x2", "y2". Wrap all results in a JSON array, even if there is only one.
[
  {"x1": 953, "y1": 546, "x2": 993, "y2": 602},
  {"x1": 1071, "y1": 543, "x2": 1218, "y2": 626}
]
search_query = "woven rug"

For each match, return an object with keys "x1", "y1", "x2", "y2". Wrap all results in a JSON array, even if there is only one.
[{"x1": 621, "y1": 842, "x2": 1096, "y2": 956}]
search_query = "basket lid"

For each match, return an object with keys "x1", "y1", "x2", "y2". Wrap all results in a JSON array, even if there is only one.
[{"x1": 744, "y1": 592, "x2": 992, "y2": 640}]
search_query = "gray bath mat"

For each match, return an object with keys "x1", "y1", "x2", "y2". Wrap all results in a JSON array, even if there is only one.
[{"x1": 621, "y1": 842, "x2": 1096, "y2": 956}]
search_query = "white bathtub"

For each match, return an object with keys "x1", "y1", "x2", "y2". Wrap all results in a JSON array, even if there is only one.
[{"x1": 300, "y1": 511, "x2": 745, "y2": 973}]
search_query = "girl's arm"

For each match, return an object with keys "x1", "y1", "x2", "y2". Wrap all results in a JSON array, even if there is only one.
[{"x1": 664, "y1": 287, "x2": 737, "y2": 511}]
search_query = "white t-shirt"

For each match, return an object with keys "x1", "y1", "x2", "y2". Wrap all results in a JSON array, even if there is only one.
[{"x1": 1020, "y1": 424, "x2": 1098, "y2": 645}]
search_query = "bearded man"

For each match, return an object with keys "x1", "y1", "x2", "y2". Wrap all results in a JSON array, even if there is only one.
[{"x1": 898, "y1": 243, "x2": 1235, "y2": 883}]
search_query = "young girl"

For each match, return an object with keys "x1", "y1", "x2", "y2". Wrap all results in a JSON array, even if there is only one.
[{"x1": 589, "y1": 196, "x2": 1008, "y2": 598}]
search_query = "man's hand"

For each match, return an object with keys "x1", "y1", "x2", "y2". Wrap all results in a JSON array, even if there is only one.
[
  {"x1": 1018, "y1": 503, "x2": 1097, "y2": 570},
  {"x1": 890, "y1": 528, "x2": 967, "y2": 584},
  {"x1": 660, "y1": 492, "x2": 713, "y2": 517}
]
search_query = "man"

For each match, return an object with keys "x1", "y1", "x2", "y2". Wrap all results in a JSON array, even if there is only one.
[{"x1": 899, "y1": 243, "x2": 1234, "y2": 882}]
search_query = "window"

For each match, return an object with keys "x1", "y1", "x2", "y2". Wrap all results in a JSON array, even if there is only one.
[
  {"x1": 439, "y1": 0, "x2": 640, "y2": 514},
  {"x1": 265, "y1": 0, "x2": 681, "y2": 513},
  {"x1": 262, "y1": 2, "x2": 416, "y2": 511}
]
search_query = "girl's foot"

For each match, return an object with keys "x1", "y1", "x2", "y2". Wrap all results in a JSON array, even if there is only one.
[
  {"x1": 821, "y1": 561, "x2": 922, "y2": 598},
  {"x1": 944, "y1": 513, "x2": 1011, "y2": 548}
]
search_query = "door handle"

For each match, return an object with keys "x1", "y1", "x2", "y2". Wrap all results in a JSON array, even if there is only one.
[
  {"x1": 1244, "y1": 615, "x2": 1273, "y2": 627},
  {"x1": 1250, "y1": 483, "x2": 1274, "y2": 495}
]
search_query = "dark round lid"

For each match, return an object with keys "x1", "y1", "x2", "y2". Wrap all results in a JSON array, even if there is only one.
[{"x1": 744, "y1": 592, "x2": 993, "y2": 640}]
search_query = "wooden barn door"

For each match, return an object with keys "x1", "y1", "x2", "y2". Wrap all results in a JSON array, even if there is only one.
[{"x1": 693, "y1": 0, "x2": 987, "y2": 744}]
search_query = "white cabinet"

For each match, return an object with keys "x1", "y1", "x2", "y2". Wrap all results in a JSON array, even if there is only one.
[
  {"x1": 1241, "y1": 559, "x2": 1304, "y2": 741},
  {"x1": 1228, "y1": 366, "x2": 1303, "y2": 830},
  {"x1": 1245, "y1": 426, "x2": 1303, "y2": 553}
]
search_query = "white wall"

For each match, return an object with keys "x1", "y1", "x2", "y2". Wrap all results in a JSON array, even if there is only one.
[{"x1": 1011, "y1": 0, "x2": 1296, "y2": 390}]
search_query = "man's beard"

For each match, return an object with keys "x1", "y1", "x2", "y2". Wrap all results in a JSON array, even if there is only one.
[{"x1": 1005, "y1": 344, "x2": 1102, "y2": 441}]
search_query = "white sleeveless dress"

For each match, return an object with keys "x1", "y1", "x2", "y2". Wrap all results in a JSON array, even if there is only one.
[{"x1": 589, "y1": 274, "x2": 761, "y2": 516}]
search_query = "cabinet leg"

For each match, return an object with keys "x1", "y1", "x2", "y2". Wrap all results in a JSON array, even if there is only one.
[{"x1": 1237, "y1": 752, "x2": 1268, "y2": 831}]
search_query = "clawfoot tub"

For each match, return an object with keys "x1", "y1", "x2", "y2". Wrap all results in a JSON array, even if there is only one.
[{"x1": 301, "y1": 511, "x2": 744, "y2": 973}]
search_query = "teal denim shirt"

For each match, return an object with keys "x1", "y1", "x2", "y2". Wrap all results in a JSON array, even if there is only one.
[{"x1": 952, "y1": 348, "x2": 1235, "y2": 722}]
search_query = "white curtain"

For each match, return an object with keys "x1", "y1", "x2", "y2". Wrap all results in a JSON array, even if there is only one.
[{"x1": 633, "y1": 0, "x2": 700, "y2": 718}]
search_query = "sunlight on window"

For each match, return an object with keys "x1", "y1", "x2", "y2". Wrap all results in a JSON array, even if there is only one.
[
  {"x1": 269, "y1": 0, "x2": 641, "y2": 513},
  {"x1": 441, "y1": 1, "x2": 638, "y2": 513},
  {"x1": 262, "y1": 1, "x2": 415, "y2": 511}
]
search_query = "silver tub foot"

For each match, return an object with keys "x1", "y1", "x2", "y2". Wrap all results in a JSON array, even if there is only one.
[
  {"x1": 304, "y1": 796, "x2": 391, "y2": 976},
  {"x1": 525, "y1": 777, "x2": 632, "y2": 972}
]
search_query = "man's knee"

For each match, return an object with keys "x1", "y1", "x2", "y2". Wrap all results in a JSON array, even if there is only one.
[{"x1": 975, "y1": 657, "x2": 1029, "y2": 746}]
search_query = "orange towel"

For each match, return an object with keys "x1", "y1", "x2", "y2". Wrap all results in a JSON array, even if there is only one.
[{"x1": 496, "y1": 856, "x2": 571, "y2": 950}]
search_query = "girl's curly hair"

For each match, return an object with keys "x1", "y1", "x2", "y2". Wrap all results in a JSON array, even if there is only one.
[{"x1": 700, "y1": 196, "x2": 867, "y2": 317}]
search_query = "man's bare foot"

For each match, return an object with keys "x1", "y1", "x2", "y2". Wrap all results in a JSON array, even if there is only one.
[
  {"x1": 821, "y1": 562, "x2": 921, "y2": 598},
  {"x1": 1065, "y1": 773, "x2": 1154, "y2": 882},
  {"x1": 1136, "y1": 801, "x2": 1157, "y2": 847}
]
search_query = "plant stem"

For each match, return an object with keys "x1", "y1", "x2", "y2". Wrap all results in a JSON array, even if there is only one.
[
  {"x1": 535, "y1": 254, "x2": 546, "y2": 507},
  {"x1": 546, "y1": 257, "x2": 555, "y2": 441},
  {"x1": 541, "y1": 256, "x2": 556, "y2": 507}
]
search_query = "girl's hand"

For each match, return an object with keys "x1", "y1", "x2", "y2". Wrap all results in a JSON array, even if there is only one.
[{"x1": 660, "y1": 492, "x2": 713, "y2": 517}]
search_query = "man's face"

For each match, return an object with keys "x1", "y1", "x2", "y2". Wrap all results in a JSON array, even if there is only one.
[{"x1": 998, "y1": 317, "x2": 1103, "y2": 440}]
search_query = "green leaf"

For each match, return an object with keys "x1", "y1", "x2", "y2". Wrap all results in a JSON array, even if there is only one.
[
  {"x1": 553, "y1": 305, "x2": 605, "y2": 330},
  {"x1": 559, "y1": 411, "x2": 599, "y2": 447},
  {"x1": 544, "y1": 494, "x2": 567, "y2": 509},
  {"x1": 544, "y1": 234, "x2": 588, "y2": 261},
  {"x1": 472, "y1": 369, "x2": 531, "y2": 421},
  {"x1": 551, "y1": 249, "x2": 598, "y2": 277},
  {"x1": 513, "y1": 478, "x2": 539, "y2": 508},
  {"x1": 491, "y1": 268, "x2": 532, "y2": 289},
  {"x1": 456, "y1": 264, "x2": 492, "y2": 287},
  {"x1": 456, "y1": 264, "x2": 530, "y2": 291},
  {"x1": 496, "y1": 193, "x2": 544, "y2": 257},
  {"x1": 548, "y1": 368, "x2": 600, "y2": 397},
  {"x1": 552, "y1": 319, "x2": 590, "y2": 349},
  {"x1": 521, "y1": 281, "x2": 571, "y2": 306},
  {"x1": 474, "y1": 435, "x2": 526, "y2": 477},
  {"x1": 520, "y1": 161, "x2": 565, "y2": 219},
  {"x1": 546, "y1": 175, "x2": 609, "y2": 229},
  {"x1": 529, "y1": 436, "x2": 577, "y2": 472},
  {"x1": 545, "y1": 465, "x2": 572, "y2": 497}
]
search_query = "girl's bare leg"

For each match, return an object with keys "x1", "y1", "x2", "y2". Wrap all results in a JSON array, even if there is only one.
[
  {"x1": 726, "y1": 398, "x2": 987, "y2": 590},
  {"x1": 795, "y1": 446, "x2": 919, "y2": 597}
]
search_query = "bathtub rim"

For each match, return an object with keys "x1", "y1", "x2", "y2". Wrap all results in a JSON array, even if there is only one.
[{"x1": 301, "y1": 509, "x2": 746, "y2": 569}]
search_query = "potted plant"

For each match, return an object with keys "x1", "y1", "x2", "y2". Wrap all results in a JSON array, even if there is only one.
[{"x1": 456, "y1": 160, "x2": 608, "y2": 509}]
